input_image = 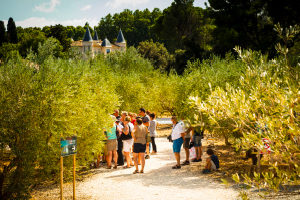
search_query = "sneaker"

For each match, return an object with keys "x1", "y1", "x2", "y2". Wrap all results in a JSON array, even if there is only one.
[
  {"x1": 145, "y1": 155, "x2": 150, "y2": 159},
  {"x1": 172, "y1": 165, "x2": 181, "y2": 169},
  {"x1": 181, "y1": 160, "x2": 190, "y2": 165}
]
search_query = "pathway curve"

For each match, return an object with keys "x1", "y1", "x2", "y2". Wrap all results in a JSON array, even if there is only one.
[{"x1": 32, "y1": 138, "x2": 238, "y2": 200}]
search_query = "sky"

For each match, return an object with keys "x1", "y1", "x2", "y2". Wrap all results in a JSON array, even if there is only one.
[{"x1": 0, "y1": 0, "x2": 208, "y2": 28}]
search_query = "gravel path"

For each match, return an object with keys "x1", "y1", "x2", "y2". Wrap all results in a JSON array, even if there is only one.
[{"x1": 32, "y1": 138, "x2": 238, "y2": 200}]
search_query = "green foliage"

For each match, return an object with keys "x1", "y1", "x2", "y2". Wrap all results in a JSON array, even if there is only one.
[
  {"x1": 96, "y1": 8, "x2": 162, "y2": 46},
  {"x1": 137, "y1": 40, "x2": 174, "y2": 71},
  {"x1": 0, "y1": 21, "x2": 6, "y2": 45},
  {"x1": 42, "y1": 24, "x2": 71, "y2": 52},
  {"x1": 7, "y1": 17, "x2": 18, "y2": 44}
]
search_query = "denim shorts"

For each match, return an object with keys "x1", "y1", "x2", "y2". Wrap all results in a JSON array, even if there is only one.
[
  {"x1": 173, "y1": 137, "x2": 183, "y2": 153},
  {"x1": 193, "y1": 136, "x2": 202, "y2": 147}
]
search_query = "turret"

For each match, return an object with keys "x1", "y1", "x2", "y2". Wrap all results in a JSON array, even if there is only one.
[
  {"x1": 115, "y1": 29, "x2": 126, "y2": 51},
  {"x1": 82, "y1": 27, "x2": 94, "y2": 57}
]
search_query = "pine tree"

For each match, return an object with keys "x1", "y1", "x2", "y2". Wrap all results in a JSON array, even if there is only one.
[
  {"x1": 7, "y1": 17, "x2": 18, "y2": 43},
  {"x1": 0, "y1": 21, "x2": 6, "y2": 45}
]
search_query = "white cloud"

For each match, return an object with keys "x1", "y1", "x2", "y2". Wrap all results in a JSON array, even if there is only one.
[
  {"x1": 81, "y1": 5, "x2": 92, "y2": 11},
  {"x1": 106, "y1": 0, "x2": 149, "y2": 9},
  {"x1": 14, "y1": 17, "x2": 99, "y2": 28},
  {"x1": 34, "y1": 0, "x2": 61, "y2": 13}
]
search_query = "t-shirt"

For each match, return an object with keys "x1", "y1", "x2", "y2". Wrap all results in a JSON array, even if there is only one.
[
  {"x1": 134, "y1": 124, "x2": 148, "y2": 144},
  {"x1": 142, "y1": 115, "x2": 150, "y2": 125},
  {"x1": 171, "y1": 122, "x2": 185, "y2": 140},
  {"x1": 149, "y1": 120, "x2": 157, "y2": 137},
  {"x1": 128, "y1": 122, "x2": 134, "y2": 131},
  {"x1": 179, "y1": 120, "x2": 191, "y2": 138},
  {"x1": 107, "y1": 126, "x2": 117, "y2": 140},
  {"x1": 211, "y1": 155, "x2": 219, "y2": 169}
]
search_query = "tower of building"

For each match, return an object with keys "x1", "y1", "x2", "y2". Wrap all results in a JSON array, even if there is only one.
[
  {"x1": 82, "y1": 27, "x2": 93, "y2": 57},
  {"x1": 115, "y1": 29, "x2": 126, "y2": 51},
  {"x1": 101, "y1": 38, "x2": 112, "y2": 55}
]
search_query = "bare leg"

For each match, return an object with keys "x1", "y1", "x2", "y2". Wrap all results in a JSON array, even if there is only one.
[
  {"x1": 133, "y1": 153, "x2": 139, "y2": 171},
  {"x1": 107, "y1": 151, "x2": 112, "y2": 167},
  {"x1": 174, "y1": 152, "x2": 180, "y2": 166},
  {"x1": 113, "y1": 150, "x2": 118, "y2": 167},
  {"x1": 140, "y1": 153, "x2": 145, "y2": 171},
  {"x1": 184, "y1": 148, "x2": 189, "y2": 161},
  {"x1": 205, "y1": 158, "x2": 212, "y2": 170},
  {"x1": 124, "y1": 152, "x2": 131, "y2": 167}
]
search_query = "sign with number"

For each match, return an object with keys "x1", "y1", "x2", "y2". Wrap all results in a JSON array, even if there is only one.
[{"x1": 61, "y1": 136, "x2": 77, "y2": 157}]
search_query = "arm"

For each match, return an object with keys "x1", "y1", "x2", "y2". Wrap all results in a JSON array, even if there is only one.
[{"x1": 143, "y1": 121, "x2": 150, "y2": 127}]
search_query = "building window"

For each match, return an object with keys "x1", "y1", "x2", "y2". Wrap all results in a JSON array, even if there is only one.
[{"x1": 106, "y1": 49, "x2": 111, "y2": 54}]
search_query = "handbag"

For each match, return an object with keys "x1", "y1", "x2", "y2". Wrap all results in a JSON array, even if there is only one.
[{"x1": 167, "y1": 134, "x2": 173, "y2": 142}]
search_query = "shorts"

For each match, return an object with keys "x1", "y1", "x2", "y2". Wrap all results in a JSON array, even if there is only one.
[
  {"x1": 123, "y1": 139, "x2": 133, "y2": 152},
  {"x1": 106, "y1": 139, "x2": 117, "y2": 151},
  {"x1": 193, "y1": 136, "x2": 202, "y2": 147},
  {"x1": 133, "y1": 143, "x2": 146, "y2": 153},
  {"x1": 173, "y1": 137, "x2": 183, "y2": 153},
  {"x1": 183, "y1": 137, "x2": 190, "y2": 149}
]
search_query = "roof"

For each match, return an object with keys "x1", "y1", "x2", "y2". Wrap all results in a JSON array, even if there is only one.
[
  {"x1": 93, "y1": 29, "x2": 99, "y2": 40},
  {"x1": 83, "y1": 27, "x2": 93, "y2": 42},
  {"x1": 101, "y1": 38, "x2": 112, "y2": 47},
  {"x1": 116, "y1": 29, "x2": 125, "y2": 43}
]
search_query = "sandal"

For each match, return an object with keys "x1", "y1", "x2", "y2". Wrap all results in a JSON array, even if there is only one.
[
  {"x1": 106, "y1": 166, "x2": 112, "y2": 169},
  {"x1": 113, "y1": 166, "x2": 117, "y2": 169},
  {"x1": 133, "y1": 170, "x2": 139, "y2": 174},
  {"x1": 123, "y1": 165, "x2": 131, "y2": 169},
  {"x1": 172, "y1": 165, "x2": 181, "y2": 169},
  {"x1": 139, "y1": 170, "x2": 144, "y2": 173}
]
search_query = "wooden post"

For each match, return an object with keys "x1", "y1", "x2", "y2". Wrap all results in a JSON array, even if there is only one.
[
  {"x1": 73, "y1": 154, "x2": 76, "y2": 200},
  {"x1": 60, "y1": 156, "x2": 63, "y2": 200}
]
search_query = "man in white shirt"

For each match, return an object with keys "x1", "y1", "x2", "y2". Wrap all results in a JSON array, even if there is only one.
[{"x1": 171, "y1": 116, "x2": 185, "y2": 169}]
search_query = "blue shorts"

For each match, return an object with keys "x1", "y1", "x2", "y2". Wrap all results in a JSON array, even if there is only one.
[
  {"x1": 193, "y1": 136, "x2": 202, "y2": 147},
  {"x1": 173, "y1": 137, "x2": 183, "y2": 153}
]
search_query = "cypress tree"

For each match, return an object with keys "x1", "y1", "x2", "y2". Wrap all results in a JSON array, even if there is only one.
[
  {"x1": 0, "y1": 21, "x2": 6, "y2": 45},
  {"x1": 7, "y1": 17, "x2": 18, "y2": 43}
]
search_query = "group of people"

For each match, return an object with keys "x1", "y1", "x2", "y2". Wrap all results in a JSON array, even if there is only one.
[
  {"x1": 170, "y1": 116, "x2": 219, "y2": 173},
  {"x1": 101, "y1": 108, "x2": 219, "y2": 174},
  {"x1": 102, "y1": 108, "x2": 158, "y2": 174}
]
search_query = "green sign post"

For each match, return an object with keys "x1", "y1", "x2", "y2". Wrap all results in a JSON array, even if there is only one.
[{"x1": 60, "y1": 136, "x2": 77, "y2": 200}]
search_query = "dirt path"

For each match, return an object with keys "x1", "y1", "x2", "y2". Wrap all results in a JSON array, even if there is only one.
[{"x1": 32, "y1": 137, "x2": 238, "y2": 200}]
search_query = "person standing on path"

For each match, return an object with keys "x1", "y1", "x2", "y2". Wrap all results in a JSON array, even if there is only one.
[
  {"x1": 132, "y1": 117, "x2": 148, "y2": 174},
  {"x1": 139, "y1": 108, "x2": 151, "y2": 159},
  {"x1": 181, "y1": 119, "x2": 192, "y2": 166},
  {"x1": 105, "y1": 120, "x2": 118, "y2": 169},
  {"x1": 171, "y1": 116, "x2": 185, "y2": 169},
  {"x1": 122, "y1": 116, "x2": 134, "y2": 168},
  {"x1": 149, "y1": 113, "x2": 158, "y2": 154}
]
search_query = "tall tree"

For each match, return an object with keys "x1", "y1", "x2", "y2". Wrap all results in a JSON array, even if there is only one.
[
  {"x1": 42, "y1": 24, "x2": 71, "y2": 51},
  {"x1": 73, "y1": 26, "x2": 85, "y2": 41},
  {"x1": 0, "y1": 21, "x2": 6, "y2": 45},
  {"x1": 7, "y1": 17, "x2": 18, "y2": 43},
  {"x1": 208, "y1": 0, "x2": 278, "y2": 56},
  {"x1": 153, "y1": 0, "x2": 199, "y2": 51}
]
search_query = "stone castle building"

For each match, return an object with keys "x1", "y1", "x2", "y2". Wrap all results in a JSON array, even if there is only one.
[{"x1": 71, "y1": 27, "x2": 126, "y2": 57}]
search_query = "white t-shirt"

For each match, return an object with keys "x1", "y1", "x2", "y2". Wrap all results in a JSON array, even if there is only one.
[
  {"x1": 171, "y1": 122, "x2": 185, "y2": 140},
  {"x1": 179, "y1": 120, "x2": 191, "y2": 138},
  {"x1": 128, "y1": 122, "x2": 134, "y2": 131}
]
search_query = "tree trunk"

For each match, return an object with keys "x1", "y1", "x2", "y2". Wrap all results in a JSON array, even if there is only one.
[{"x1": 224, "y1": 135, "x2": 231, "y2": 146}]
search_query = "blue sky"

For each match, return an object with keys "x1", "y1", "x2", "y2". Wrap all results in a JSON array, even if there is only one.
[{"x1": 1, "y1": 0, "x2": 208, "y2": 28}]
